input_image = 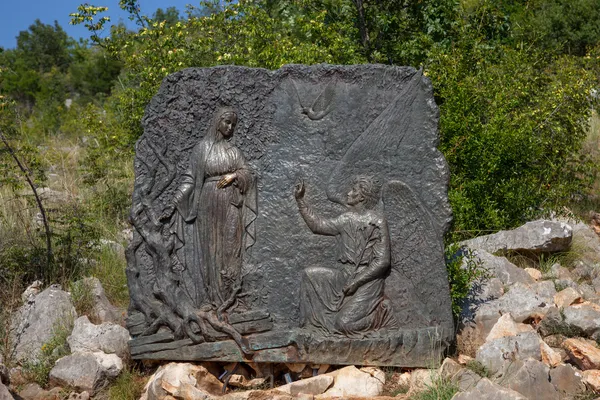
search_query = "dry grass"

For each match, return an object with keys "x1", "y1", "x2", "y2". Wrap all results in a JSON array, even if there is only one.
[
  {"x1": 93, "y1": 247, "x2": 129, "y2": 308},
  {"x1": 0, "y1": 186, "x2": 38, "y2": 246},
  {"x1": 381, "y1": 368, "x2": 410, "y2": 397},
  {"x1": 37, "y1": 136, "x2": 84, "y2": 198},
  {"x1": 107, "y1": 367, "x2": 147, "y2": 400},
  {"x1": 0, "y1": 130, "x2": 132, "y2": 310},
  {"x1": 455, "y1": 326, "x2": 482, "y2": 359}
]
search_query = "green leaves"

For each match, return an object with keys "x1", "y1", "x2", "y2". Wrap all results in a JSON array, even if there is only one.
[
  {"x1": 16, "y1": 20, "x2": 73, "y2": 73},
  {"x1": 426, "y1": 15, "x2": 599, "y2": 239},
  {"x1": 445, "y1": 244, "x2": 489, "y2": 318}
]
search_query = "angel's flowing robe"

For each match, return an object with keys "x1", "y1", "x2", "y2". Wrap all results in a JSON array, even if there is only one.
[
  {"x1": 173, "y1": 138, "x2": 256, "y2": 308},
  {"x1": 297, "y1": 204, "x2": 398, "y2": 337}
]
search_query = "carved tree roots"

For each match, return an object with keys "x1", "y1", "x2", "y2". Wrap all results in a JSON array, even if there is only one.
[{"x1": 126, "y1": 138, "x2": 253, "y2": 357}]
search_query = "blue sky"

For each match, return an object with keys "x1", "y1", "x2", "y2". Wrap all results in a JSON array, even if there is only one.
[{"x1": 0, "y1": 0, "x2": 195, "y2": 49}]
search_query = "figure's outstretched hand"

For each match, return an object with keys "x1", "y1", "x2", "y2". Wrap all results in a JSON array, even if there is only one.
[
  {"x1": 218, "y1": 172, "x2": 237, "y2": 189},
  {"x1": 294, "y1": 179, "x2": 305, "y2": 200}
]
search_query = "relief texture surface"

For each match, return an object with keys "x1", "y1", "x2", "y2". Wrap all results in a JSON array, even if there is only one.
[{"x1": 126, "y1": 64, "x2": 453, "y2": 366}]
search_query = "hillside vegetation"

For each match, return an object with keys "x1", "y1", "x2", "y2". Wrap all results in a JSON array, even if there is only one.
[{"x1": 0, "y1": 0, "x2": 599, "y2": 337}]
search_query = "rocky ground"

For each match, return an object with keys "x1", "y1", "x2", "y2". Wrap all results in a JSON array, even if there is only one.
[{"x1": 3, "y1": 218, "x2": 600, "y2": 399}]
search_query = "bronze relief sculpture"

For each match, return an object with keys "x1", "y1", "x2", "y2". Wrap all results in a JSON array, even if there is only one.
[
  {"x1": 295, "y1": 176, "x2": 398, "y2": 337},
  {"x1": 126, "y1": 65, "x2": 454, "y2": 367},
  {"x1": 165, "y1": 107, "x2": 257, "y2": 311}
]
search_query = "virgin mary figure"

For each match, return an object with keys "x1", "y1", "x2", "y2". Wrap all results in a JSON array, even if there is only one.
[{"x1": 170, "y1": 107, "x2": 257, "y2": 309}]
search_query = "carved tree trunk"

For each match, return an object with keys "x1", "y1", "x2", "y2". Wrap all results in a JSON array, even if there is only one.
[{"x1": 127, "y1": 138, "x2": 253, "y2": 355}]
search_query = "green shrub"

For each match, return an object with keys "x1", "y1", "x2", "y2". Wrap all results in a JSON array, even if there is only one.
[
  {"x1": 410, "y1": 372, "x2": 458, "y2": 400},
  {"x1": 50, "y1": 202, "x2": 101, "y2": 285},
  {"x1": 0, "y1": 275, "x2": 25, "y2": 364},
  {"x1": 430, "y1": 37, "x2": 598, "y2": 239},
  {"x1": 445, "y1": 243, "x2": 489, "y2": 318}
]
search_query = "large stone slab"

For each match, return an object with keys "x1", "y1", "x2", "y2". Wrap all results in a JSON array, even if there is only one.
[
  {"x1": 451, "y1": 378, "x2": 527, "y2": 400},
  {"x1": 67, "y1": 316, "x2": 130, "y2": 359},
  {"x1": 126, "y1": 65, "x2": 453, "y2": 366},
  {"x1": 500, "y1": 358, "x2": 559, "y2": 400},
  {"x1": 130, "y1": 326, "x2": 446, "y2": 367},
  {"x1": 461, "y1": 219, "x2": 572, "y2": 255},
  {"x1": 476, "y1": 331, "x2": 543, "y2": 374},
  {"x1": 49, "y1": 352, "x2": 123, "y2": 394},
  {"x1": 10, "y1": 285, "x2": 76, "y2": 362}
]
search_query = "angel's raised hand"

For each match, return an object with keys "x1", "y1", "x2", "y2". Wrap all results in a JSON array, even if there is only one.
[{"x1": 294, "y1": 179, "x2": 305, "y2": 199}]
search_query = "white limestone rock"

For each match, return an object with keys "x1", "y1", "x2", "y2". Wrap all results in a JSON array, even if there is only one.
[
  {"x1": 316, "y1": 366, "x2": 384, "y2": 398},
  {"x1": 476, "y1": 331, "x2": 543, "y2": 374},
  {"x1": 49, "y1": 352, "x2": 123, "y2": 394},
  {"x1": 460, "y1": 219, "x2": 572, "y2": 255},
  {"x1": 277, "y1": 375, "x2": 333, "y2": 396},
  {"x1": 67, "y1": 316, "x2": 130, "y2": 359},
  {"x1": 139, "y1": 363, "x2": 222, "y2": 400},
  {"x1": 10, "y1": 285, "x2": 77, "y2": 363},
  {"x1": 451, "y1": 378, "x2": 527, "y2": 400}
]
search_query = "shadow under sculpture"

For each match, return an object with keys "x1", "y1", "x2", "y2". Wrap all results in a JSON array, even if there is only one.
[{"x1": 295, "y1": 177, "x2": 398, "y2": 337}]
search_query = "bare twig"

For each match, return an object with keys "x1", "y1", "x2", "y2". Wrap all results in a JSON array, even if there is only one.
[{"x1": 0, "y1": 129, "x2": 52, "y2": 280}]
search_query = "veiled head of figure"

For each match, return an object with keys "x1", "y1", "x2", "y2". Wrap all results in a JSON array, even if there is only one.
[
  {"x1": 217, "y1": 110, "x2": 238, "y2": 139},
  {"x1": 347, "y1": 175, "x2": 380, "y2": 209}
]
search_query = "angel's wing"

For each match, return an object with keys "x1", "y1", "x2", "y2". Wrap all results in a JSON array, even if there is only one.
[
  {"x1": 289, "y1": 79, "x2": 305, "y2": 109},
  {"x1": 326, "y1": 69, "x2": 451, "y2": 232},
  {"x1": 382, "y1": 181, "x2": 453, "y2": 332},
  {"x1": 310, "y1": 77, "x2": 337, "y2": 116}
]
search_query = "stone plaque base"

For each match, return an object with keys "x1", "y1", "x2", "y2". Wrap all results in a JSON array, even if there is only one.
[{"x1": 130, "y1": 323, "x2": 450, "y2": 367}]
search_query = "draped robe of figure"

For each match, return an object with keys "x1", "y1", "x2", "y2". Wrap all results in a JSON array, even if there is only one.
[
  {"x1": 297, "y1": 201, "x2": 398, "y2": 337},
  {"x1": 172, "y1": 110, "x2": 257, "y2": 308}
]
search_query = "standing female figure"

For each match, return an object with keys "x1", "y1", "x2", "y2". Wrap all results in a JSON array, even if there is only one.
[{"x1": 170, "y1": 107, "x2": 257, "y2": 309}]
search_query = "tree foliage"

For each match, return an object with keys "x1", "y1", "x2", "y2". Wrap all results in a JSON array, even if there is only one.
[
  {"x1": 509, "y1": 0, "x2": 600, "y2": 56},
  {"x1": 16, "y1": 20, "x2": 73, "y2": 73},
  {"x1": 152, "y1": 7, "x2": 181, "y2": 27}
]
